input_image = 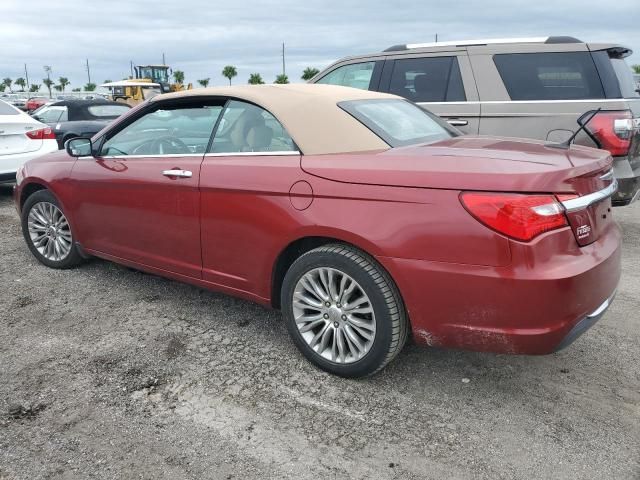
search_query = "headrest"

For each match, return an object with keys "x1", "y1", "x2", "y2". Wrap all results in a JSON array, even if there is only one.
[{"x1": 246, "y1": 125, "x2": 273, "y2": 150}]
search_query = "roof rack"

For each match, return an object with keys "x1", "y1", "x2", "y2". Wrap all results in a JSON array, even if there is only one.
[{"x1": 383, "y1": 36, "x2": 582, "y2": 52}]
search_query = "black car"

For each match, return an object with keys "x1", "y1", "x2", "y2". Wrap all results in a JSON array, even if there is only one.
[{"x1": 31, "y1": 99, "x2": 131, "y2": 149}]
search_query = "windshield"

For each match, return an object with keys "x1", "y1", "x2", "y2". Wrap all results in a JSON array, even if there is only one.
[{"x1": 338, "y1": 99, "x2": 457, "y2": 147}]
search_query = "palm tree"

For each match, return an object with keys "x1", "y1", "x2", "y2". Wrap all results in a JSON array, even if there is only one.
[
  {"x1": 53, "y1": 85, "x2": 63, "y2": 93},
  {"x1": 301, "y1": 67, "x2": 320, "y2": 81},
  {"x1": 3, "y1": 78, "x2": 13, "y2": 93},
  {"x1": 29, "y1": 84, "x2": 41, "y2": 93},
  {"x1": 248, "y1": 73, "x2": 264, "y2": 85},
  {"x1": 15, "y1": 77, "x2": 27, "y2": 91},
  {"x1": 43, "y1": 78, "x2": 54, "y2": 98},
  {"x1": 632, "y1": 65, "x2": 640, "y2": 74},
  {"x1": 274, "y1": 74, "x2": 289, "y2": 84},
  {"x1": 84, "y1": 82, "x2": 97, "y2": 91},
  {"x1": 222, "y1": 65, "x2": 237, "y2": 85},
  {"x1": 197, "y1": 78, "x2": 210, "y2": 88},
  {"x1": 58, "y1": 77, "x2": 70, "y2": 93},
  {"x1": 173, "y1": 70, "x2": 185, "y2": 84}
]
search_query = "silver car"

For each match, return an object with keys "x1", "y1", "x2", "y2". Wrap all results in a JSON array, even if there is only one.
[{"x1": 311, "y1": 36, "x2": 640, "y2": 205}]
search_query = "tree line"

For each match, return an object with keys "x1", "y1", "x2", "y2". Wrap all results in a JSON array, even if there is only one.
[
  {"x1": 0, "y1": 76, "x2": 98, "y2": 96},
  {"x1": 0, "y1": 66, "x2": 322, "y2": 96},
  {"x1": 186, "y1": 65, "x2": 320, "y2": 87}
]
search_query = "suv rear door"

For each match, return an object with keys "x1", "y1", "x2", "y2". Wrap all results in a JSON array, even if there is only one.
[{"x1": 378, "y1": 50, "x2": 480, "y2": 134}]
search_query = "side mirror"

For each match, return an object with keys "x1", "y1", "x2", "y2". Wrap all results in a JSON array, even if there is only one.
[{"x1": 65, "y1": 137, "x2": 93, "y2": 157}]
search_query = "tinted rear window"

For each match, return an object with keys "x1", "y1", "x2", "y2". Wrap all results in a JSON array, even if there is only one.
[
  {"x1": 87, "y1": 104, "x2": 131, "y2": 117},
  {"x1": 609, "y1": 58, "x2": 639, "y2": 98},
  {"x1": 494, "y1": 52, "x2": 605, "y2": 100},
  {"x1": 0, "y1": 100, "x2": 19, "y2": 115},
  {"x1": 388, "y1": 56, "x2": 466, "y2": 102}
]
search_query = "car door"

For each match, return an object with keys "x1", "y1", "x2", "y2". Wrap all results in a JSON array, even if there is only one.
[
  {"x1": 70, "y1": 99, "x2": 224, "y2": 278},
  {"x1": 378, "y1": 53, "x2": 480, "y2": 134},
  {"x1": 199, "y1": 99, "x2": 302, "y2": 298}
]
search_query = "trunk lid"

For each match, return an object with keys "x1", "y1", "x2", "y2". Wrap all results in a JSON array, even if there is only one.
[
  {"x1": 0, "y1": 115, "x2": 43, "y2": 156},
  {"x1": 301, "y1": 136, "x2": 615, "y2": 245}
]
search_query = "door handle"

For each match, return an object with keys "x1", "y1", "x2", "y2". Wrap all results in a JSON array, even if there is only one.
[
  {"x1": 162, "y1": 169, "x2": 192, "y2": 178},
  {"x1": 447, "y1": 119, "x2": 469, "y2": 127}
]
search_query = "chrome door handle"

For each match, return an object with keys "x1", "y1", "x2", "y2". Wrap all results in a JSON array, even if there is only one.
[
  {"x1": 447, "y1": 119, "x2": 468, "y2": 126},
  {"x1": 162, "y1": 169, "x2": 192, "y2": 178}
]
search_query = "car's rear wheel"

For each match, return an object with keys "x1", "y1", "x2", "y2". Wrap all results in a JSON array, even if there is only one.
[
  {"x1": 21, "y1": 189, "x2": 84, "y2": 269},
  {"x1": 281, "y1": 244, "x2": 408, "y2": 377}
]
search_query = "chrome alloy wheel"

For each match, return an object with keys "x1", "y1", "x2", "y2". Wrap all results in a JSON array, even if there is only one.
[
  {"x1": 27, "y1": 202, "x2": 73, "y2": 261},
  {"x1": 292, "y1": 267, "x2": 376, "y2": 364}
]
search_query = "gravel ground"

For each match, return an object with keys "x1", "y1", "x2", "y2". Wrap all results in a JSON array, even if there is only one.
[{"x1": 0, "y1": 184, "x2": 638, "y2": 480}]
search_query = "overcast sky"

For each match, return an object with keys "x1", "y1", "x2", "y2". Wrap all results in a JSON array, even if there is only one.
[{"x1": 2, "y1": 0, "x2": 639, "y2": 90}]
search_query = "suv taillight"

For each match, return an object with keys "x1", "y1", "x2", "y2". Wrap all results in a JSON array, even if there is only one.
[
  {"x1": 460, "y1": 192, "x2": 568, "y2": 242},
  {"x1": 25, "y1": 127, "x2": 56, "y2": 140},
  {"x1": 581, "y1": 110, "x2": 636, "y2": 156}
]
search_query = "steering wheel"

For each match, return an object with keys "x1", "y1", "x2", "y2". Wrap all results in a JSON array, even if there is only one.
[{"x1": 131, "y1": 136, "x2": 190, "y2": 155}]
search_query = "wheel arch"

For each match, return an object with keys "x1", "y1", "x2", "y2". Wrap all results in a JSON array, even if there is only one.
[
  {"x1": 270, "y1": 231, "x2": 387, "y2": 309},
  {"x1": 19, "y1": 181, "x2": 48, "y2": 209}
]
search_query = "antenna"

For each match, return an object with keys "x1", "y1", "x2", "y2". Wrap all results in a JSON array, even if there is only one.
[{"x1": 546, "y1": 108, "x2": 602, "y2": 150}]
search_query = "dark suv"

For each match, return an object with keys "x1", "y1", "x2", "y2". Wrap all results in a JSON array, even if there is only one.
[{"x1": 311, "y1": 36, "x2": 640, "y2": 205}]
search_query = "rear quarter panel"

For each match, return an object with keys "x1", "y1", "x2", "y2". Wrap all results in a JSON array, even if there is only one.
[{"x1": 199, "y1": 153, "x2": 511, "y2": 302}]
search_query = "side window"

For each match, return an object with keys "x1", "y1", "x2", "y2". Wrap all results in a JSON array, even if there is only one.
[
  {"x1": 493, "y1": 52, "x2": 606, "y2": 100},
  {"x1": 210, "y1": 100, "x2": 297, "y2": 153},
  {"x1": 87, "y1": 104, "x2": 131, "y2": 118},
  {"x1": 316, "y1": 62, "x2": 376, "y2": 90},
  {"x1": 388, "y1": 57, "x2": 466, "y2": 102},
  {"x1": 36, "y1": 106, "x2": 68, "y2": 123},
  {"x1": 101, "y1": 104, "x2": 223, "y2": 156}
]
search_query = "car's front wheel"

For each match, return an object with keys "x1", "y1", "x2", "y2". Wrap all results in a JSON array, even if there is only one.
[
  {"x1": 21, "y1": 189, "x2": 84, "y2": 269},
  {"x1": 281, "y1": 244, "x2": 408, "y2": 377}
]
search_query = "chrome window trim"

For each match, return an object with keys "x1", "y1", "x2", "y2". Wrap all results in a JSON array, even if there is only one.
[
  {"x1": 85, "y1": 151, "x2": 301, "y2": 160},
  {"x1": 98, "y1": 153, "x2": 206, "y2": 159},
  {"x1": 561, "y1": 177, "x2": 618, "y2": 213},
  {"x1": 205, "y1": 151, "x2": 300, "y2": 157},
  {"x1": 418, "y1": 99, "x2": 634, "y2": 106}
]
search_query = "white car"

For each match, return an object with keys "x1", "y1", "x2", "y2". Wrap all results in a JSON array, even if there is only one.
[{"x1": 0, "y1": 99, "x2": 58, "y2": 184}]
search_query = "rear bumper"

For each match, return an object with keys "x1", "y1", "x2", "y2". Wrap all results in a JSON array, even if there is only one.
[
  {"x1": 0, "y1": 141, "x2": 58, "y2": 179},
  {"x1": 553, "y1": 292, "x2": 615, "y2": 352},
  {"x1": 612, "y1": 175, "x2": 639, "y2": 206},
  {"x1": 378, "y1": 224, "x2": 621, "y2": 355},
  {"x1": 611, "y1": 155, "x2": 639, "y2": 206}
]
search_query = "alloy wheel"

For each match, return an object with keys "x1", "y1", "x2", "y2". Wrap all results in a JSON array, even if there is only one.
[
  {"x1": 292, "y1": 267, "x2": 376, "y2": 364},
  {"x1": 27, "y1": 202, "x2": 73, "y2": 262}
]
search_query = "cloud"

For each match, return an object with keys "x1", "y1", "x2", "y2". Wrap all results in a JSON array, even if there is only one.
[{"x1": 1, "y1": 0, "x2": 638, "y2": 88}]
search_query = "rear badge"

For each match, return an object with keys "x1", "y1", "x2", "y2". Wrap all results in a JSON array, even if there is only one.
[{"x1": 576, "y1": 224, "x2": 592, "y2": 239}]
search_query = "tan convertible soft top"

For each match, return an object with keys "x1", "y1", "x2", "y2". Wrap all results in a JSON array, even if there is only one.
[{"x1": 153, "y1": 84, "x2": 401, "y2": 155}]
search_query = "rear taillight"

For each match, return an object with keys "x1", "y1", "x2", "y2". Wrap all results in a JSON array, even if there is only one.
[
  {"x1": 581, "y1": 110, "x2": 637, "y2": 157},
  {"x1": 460, "y1": 192, "x2": 568, "y2": 242},
  {"x1": 25, "y1": 127, "x2": 55, "y2": 140}
]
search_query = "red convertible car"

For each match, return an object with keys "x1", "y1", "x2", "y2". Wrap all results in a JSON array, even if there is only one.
[{"x1": 14, "y1": 84, "x2": 621, "y2": 377}]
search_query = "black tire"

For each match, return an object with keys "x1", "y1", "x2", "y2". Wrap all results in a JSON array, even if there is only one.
[
  {"x1": 281, "y1": 244, "x2": 408, "y2": 377},
  {"x1": 21, "y1": 189, "x2": 84, "y2": 269}
]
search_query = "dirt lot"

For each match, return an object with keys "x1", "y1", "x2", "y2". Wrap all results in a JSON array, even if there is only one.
[{"x1": 0, "y1": 184, "x2": 638, "y2": 480}]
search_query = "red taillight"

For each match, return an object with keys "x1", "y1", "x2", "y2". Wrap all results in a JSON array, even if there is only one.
[
  {"x1": 583, "y1": 110, "x2": 634, "y2": 156},
  {"x1": 25, "y1": 127, "x2": 56, "y2": 140},
  {"x1": 460, "y1": 192, "x2": 568, "y2": 242}
]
